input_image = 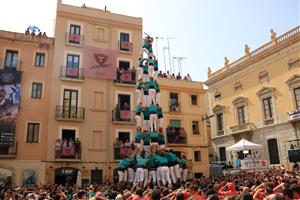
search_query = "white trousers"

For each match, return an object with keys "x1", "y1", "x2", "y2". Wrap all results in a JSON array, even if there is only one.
[
  {"x1": 174, "y1": 164, "x2": 181, "y2": 180},
  {"x1": 156, "y1": 167, "x2": 161, "y2": 187},
  {"x1": 143, "y1": 94, "x2": 149, "y2": 106},
  {"x1": 136, "y1": 168, "x2": 148, "y2": 185},
  {"x1": 127, "y1": 168, "x2": 135, "y2": 183},
  {"x1": 160, "y1": 166, "x2": 171, "y2": 186},
  {"x1": 149, "y1": 88, "x2": 156, "y2": 105},
  {"x1": 169, "y1": 166, "x2": 177, "y2": 184},
  {"x1": 135, "y1": 115, "x2": 142, "y2": 128},
  {"x1": 118, "y1": 171, "x2": 126, "y2": 182},
  {"x1": 156, "y1": 92, "x2": 161, "y2": 106},
  {"x1": 148, "y1": 170, "x2": 157, "y2": 184},
  {"x1": 143, "y1": 74, "x2": 149, "y2": 82},
  {"x1": 137, "y1": 67, "x2": 143, "y2": 80},
  {"x1": 154, "y1": 71, "x2": 158, "y2": 80},
  {"x1": 143, "y1": 119, "x2": 150, "y2": 131},
  {"x1": 182, "y1": 168, "x2": 188, "y2": 182},
  {"x1": 148, "y1": 66, "x2": 154, "y2": 78},
  {"x1": 150, "y1": 113, "x2": 158, "y2": 132},
  {"x1": 136, "y1": 89, "x2": 142, "y2": 105},
  {"x1": 159, "y1": 117, "x2": 163, "y2": 128}
]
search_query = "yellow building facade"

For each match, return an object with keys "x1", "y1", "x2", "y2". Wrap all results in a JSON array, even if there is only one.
[
  {"x1": 0, "y1": 30, "x2": 54, "y2": 186},
  {"x1": 205, "y1": 26, "x2": 300, "y2": 168}
]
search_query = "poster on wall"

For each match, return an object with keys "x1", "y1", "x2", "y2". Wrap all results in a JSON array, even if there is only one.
[
  {"x1": 23, "y1": 170, "x2": 36, "y2": 186},
  {"x1": 0, "y1": 70, "x2": 21, "y2": 146},
  {"x1": 83, "y1": 46, "x2": 117, "y2": 80}
]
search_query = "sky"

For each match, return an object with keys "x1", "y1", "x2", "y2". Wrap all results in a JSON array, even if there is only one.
[{"x1": 0, "y1": 0, "x2": 299, "y2": 82}]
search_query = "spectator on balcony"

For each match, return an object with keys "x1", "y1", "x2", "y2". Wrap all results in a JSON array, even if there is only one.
[
  {"x1": 131, "y1": 68, "x2": 136, "y2": 81},
  {"x1": 63, "y1": 138, "x2": 68, "y2": 147},
  {"x1": 55, "y1": 139, "x2": 62, "y2": 158},
  {"x1": 170, "y1": 73, "x2": 175, "y2": 79},
  {"x1": 166, "y1": 126, "x2": 172, "y2": 143},
  {"x1": 115, "y1": 104, "x2": 120, "y2": 120},
  {"x1": 25, "y1": 28, "x2": 30, "y2": 35},
  {"x1": 171, "y1": 128, "x2": 177, "y2": 143},
  {"x1": 75, "y1": 138, "x2": 81, "y2": 159},
  {"x1": 117, "y1": 68, "x2": 121, "y2": 82},
  {"x1": 187, "y1": 74, "x2": 192, "y2": 81},
  {"x1": 68, "y1": 137, "x2": 74, "y2": 147},
  {"x1": 183, "y1": 76, "x2": 188, "y2": 81},
  {"x1": 123, "y1": 102, "x2": 130, "y2": 110},
  {"x1": 120, "y1": 140, "x2": 124, "y2": 149},
  {"x1": 166, "y1": 71, "x2": 171, "y2": 79},
  {"x1": 124, "y1": 140, "x2": 131, "y2": 148},
  {"x1": 179, "y1": 128, "x2": 186, "y2": 143},
  {"x1": 176, "y1": 73, "x2": 182, "y2": 80},
  {"x1": 158, "y1": 71, "x2": 163, "y2": 78}
]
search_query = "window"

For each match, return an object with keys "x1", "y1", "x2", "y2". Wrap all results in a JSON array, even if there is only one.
[
  {"x1": 294, "y1": 87, "x2": 300, "y2": 109},
  {"x1": 35, "y1": 53, "x2": 45, "y2": 67},
  {"x1": 194, "y1": 173, "x2": 203, "y2": 179},
  {"x1": 66, "y1": 54, "x2": 80, "y2": 68},
  {"x1": 120, "y1": 33, "x2": 129, "y2": 42},
  {"x1": 5, "y1": 50, "x2": 18, "y2": 68},
  {"x1": 118, "y1": 94, "x2": 130, "y2": 110},
  {"x1": 191, "y1": 95, "x2": 198, "y2": 105},
  {"x1": 27, "y1": 123, "x2": 39, "y2": 143},
  {"x1": 63, "y1": 89, "x2": 79, "y2": 118},
  {"x1": 262, "y1": 97, "x2": 273, "y2": 120},
  {"x1": 69, "y1": 25, "x2": 81, "y2": 44},
  {"x1": 214, "y1": 92, "x2": 221, "y2": 100},
  {"x1": 119, "y1": 60, "x2": 130, "y2": 71},
  {"x1": 237, "y1": 106, "x2": 246, "y2": 125},
  {"x1": 120, "y1": 33, "x2": 131, "y2": 51},
  {"x1": 31, "y1": 83, "x2": 43, "y2": 98},
  {"x1": 192, "y1": 121, "x2": 199, "y2": 134},
  {"x1": 216, "y1": 113, "x2": 224, "y2": 132},
  {"x1": 194, "y1": 151, "x2": 201, "y2": 161}
]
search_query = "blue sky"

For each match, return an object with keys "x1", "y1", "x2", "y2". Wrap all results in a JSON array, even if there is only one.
[{"x1": 0, "y1": 0, "x2": 298, "y2": 81}]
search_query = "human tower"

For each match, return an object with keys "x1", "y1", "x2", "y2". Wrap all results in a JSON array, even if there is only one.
[{"x1": 117, "y1": 34, "x2": 188, "y2": 188}]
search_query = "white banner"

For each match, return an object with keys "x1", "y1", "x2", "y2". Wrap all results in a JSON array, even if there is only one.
[{"x1": 241, "y1": 159, "x2": 268, "y2": 169}]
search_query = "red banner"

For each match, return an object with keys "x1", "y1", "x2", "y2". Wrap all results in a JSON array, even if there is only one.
[
  {"x1": 83, "y1": 46, "x2": 117, "y2": 80},
  {"x1": 66, "y1": 67, "x2": 79, "y2": 77},
  {"x1": 120, "y1": 110, "x2": 130, "y2": 119},
  {"x1": 69, "y1": 34, "x2": 81, "y2": 43},
  {"x1": 121, "y1": 73, "x2": 132, "y2": 81},
  {"x1": 62, "y1": 147, "x2": 75, "y2": 157},
  {"x1": 120, "y1": 41, "x2": 132, "y2": 50}
]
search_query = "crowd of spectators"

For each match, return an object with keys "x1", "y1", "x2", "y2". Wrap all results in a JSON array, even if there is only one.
[
  {"x1": 116, "y1": 68, "x2": 136, "y2": 84},
  {"x1": 114, "y1": 138, "x2": 135, "y2": 159},
  {"x1": 55, "y1": 138, "x2": 81, "y2": 159},
  {"x1": 158, "y1": 71, "x2": 192, "y2": 81},
  {"x1": 1, "y1": 167, "x2": 300, "y2": 199},
  {"x1": 166, "y1": 126, "x2": 186, "y2": 144}
]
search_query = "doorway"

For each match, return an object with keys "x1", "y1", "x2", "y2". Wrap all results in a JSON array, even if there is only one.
[
  {"x1": 54, "y1": 167, "x2": 78, "y2": 185},
  {"x1": 268, "y1": 138, "x2": 280, "y2": 164}
]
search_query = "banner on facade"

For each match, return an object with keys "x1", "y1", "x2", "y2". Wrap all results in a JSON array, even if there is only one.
[
  {"x1": 0, "y1": 70, "x2": 21, "y2": 147},
  {"x1": 241, "y1": 159, "x2": 268, "y2": 170},
  {"x1": 83, "y1": 46, "x2": 117, "y2": 80}
]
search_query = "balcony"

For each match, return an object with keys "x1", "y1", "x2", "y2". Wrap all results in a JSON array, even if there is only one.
[
  {"x1": 55, "y1": 105, "x2": 85, "y2": 121},
  {"x1": 0, "y1": 59, "x2": 22, "y2": 71},
  {"x1": 288, "y1": 109, "x2": 300, "y2": 122},
  {"x1": 169, "y1": 102, "x2": 181, "y2": 112},
  {"x1": 230, "y1": 123, "x2": 255, "y2": 134},
  {"x1": 118, "y1": 41, "x2": 133, "y2": 53},
  {"x1": 166, "y1": 127, "x2": 187, "y2": 145},
  {"x1": 113, "y1": 144, "x2": 133, "y2": 160},
  {"x1": 55, "y1": 145, "x2": 81, "y2": 160},
  {"x1": 65, "y1": 32, "x2": 84, "y2": 46},
  {"x1": 0, "y1": 142, "x2": 18, "y2": 158},
  {"x1": 112, "y1": 110, "x2": 135, "y2": 124},
  {"x1": 115, "y1": 69, "x2": 136, "y2": 85},
  {"x1": 60, "y1": 66, "x2": 84, "y2": 81}
]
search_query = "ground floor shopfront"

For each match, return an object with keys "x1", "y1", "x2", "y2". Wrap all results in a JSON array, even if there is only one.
[
  {"x1": 0, "y1": 160, "x2": 46, "y2": 186},
  {"x1": 212, "y1": 121, "x2": 300, "y2": 169}
]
